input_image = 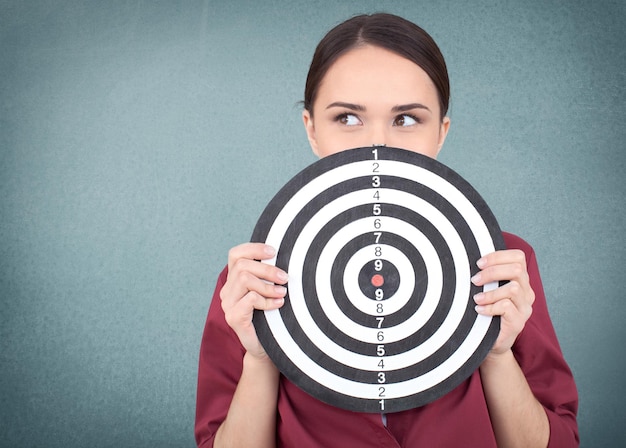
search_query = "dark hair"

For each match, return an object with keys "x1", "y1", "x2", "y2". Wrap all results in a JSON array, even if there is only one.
[{"x1": 303, "y1": 13, "x2": 450, "y2": 120}]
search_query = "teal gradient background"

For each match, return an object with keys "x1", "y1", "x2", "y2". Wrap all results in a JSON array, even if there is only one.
[{"x1": 1, "y1": 1, "x2": 624, "y2": 446}]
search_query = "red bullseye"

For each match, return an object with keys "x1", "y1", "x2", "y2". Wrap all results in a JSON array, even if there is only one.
[{"x1": 371, "y1": 274, "x2": 385, "y2": 287}]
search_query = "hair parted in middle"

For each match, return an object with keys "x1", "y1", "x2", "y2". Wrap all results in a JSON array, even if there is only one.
[{"x1": 303, "y1": 13, "x2": 450, "y2": 120}]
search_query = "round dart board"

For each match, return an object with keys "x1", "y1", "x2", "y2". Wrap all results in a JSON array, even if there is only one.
[{"x1": 251, "y1": 146, "x2": 504, "y2": 413}]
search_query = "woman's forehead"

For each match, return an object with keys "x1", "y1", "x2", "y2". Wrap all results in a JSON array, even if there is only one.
[{"x1": 314, "y1": 45, "x2": 440, "y2": 112}]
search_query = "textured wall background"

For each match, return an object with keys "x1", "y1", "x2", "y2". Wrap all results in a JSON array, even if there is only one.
[{"x1": 1, "y1": 1, "x2": 624, "y2": 446}]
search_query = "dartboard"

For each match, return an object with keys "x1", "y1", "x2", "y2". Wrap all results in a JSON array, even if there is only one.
[{"x1": 251, "y1": 146, "x2": 504, "y2": 413}]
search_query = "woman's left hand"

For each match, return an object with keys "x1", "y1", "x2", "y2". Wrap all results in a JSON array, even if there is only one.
[{"x1": 471, "y1": 249, "x2": 535, "y2": 355}]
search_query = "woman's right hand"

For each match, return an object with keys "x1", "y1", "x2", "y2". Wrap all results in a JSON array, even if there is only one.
[{"x1": 220, "y1": 243, "x2": 288, "y2": 359}]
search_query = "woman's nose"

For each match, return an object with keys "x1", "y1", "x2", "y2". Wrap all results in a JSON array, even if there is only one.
[{"x1": 368, "y1": 125, "x2": 388, "y2": 147}]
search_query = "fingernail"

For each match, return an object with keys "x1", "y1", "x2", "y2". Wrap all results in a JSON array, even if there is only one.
[
  {"x1": 471, "y1": 273, "x2": 481, "y2": 285},
  {"x1": 265, "y1": 245, "x2": 276, "y2": 256},
  {"x1": 274, "y1": 298, "x2": 284, "y2": 306},
  {"x1": 274, "y1": 285, "x2": 287, "y2": 296},
  {"x1": 473, "y1": 293, "x2": 484, "y2": 304},
  {"x1": 475, "y1": 305, "x2": 486, "y2": 314},
  {"x1": 276, "y1": 270, "x2": 288, "y2": 282},
  {"x1": 477, "y1": 257, "x2": 486, "y2": 269}
]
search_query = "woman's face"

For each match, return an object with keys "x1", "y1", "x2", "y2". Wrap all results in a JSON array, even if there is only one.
[{"x1": 303, "y1": 45, "x2": 450, "y2": 159}]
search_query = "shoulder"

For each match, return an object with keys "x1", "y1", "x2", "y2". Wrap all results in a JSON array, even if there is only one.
[
  {"x1": 502, "y1": 231, "x2": 534, "y2": 253},
  {"x1": 502, "y1": 231, "x2": 537, "y2": 262},
  {"x1": 216, "y1": 264, "x2": 229, "y2": 285}
]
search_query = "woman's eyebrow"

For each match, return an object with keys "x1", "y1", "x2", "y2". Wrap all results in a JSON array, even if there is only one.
[
  {"x1": 392, "y1": 103, "x2": 431, "y2": 113},
  {"x1": 325, "y1": 102, "x2": 431, "y2": 114},
  {"x1": 325, "y1": 101, "x2": 366, "y2": 111}
]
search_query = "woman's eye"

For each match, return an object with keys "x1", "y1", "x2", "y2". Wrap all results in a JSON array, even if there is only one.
[
  {"x1": 337, "y1": 113, "x2": 361, "y2": 126},
  {"x1": 393, "y1": 114, "x2": 419, "y2": 127}
]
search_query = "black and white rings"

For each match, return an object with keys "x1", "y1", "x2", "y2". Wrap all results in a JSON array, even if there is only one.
[{"x1": 251, "y1": 146, "x2": 504, "y2": 413}]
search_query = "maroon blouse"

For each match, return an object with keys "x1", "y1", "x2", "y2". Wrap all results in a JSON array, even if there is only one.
[{"x1": 195, "y1": 232, "x2": 578, "y2": 447}]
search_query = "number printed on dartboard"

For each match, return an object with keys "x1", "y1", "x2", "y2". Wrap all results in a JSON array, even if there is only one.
[{"x1": 372, "y1": 147, "x2": 387, "y2": 411}]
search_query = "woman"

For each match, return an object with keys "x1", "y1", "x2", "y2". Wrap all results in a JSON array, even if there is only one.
[{"x1": 195, "y1": 13, "x2": 578, "y2": 447}]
